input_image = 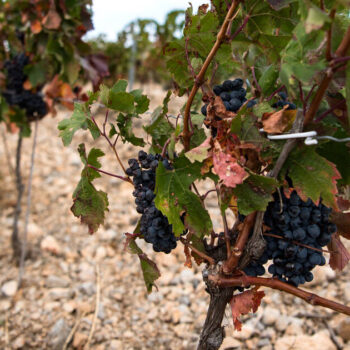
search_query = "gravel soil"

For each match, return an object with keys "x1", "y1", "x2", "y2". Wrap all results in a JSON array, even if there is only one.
[{"x1": 0, "y1": 84, "x2": 350, "y2": 350}]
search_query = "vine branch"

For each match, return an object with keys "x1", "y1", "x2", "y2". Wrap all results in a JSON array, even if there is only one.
[
  {"x1": 182, "y1": 0, "x2": 242, "y2": 151},
  {"x1": 210, "y1": 274, "x2": 350, "y2": 316}
]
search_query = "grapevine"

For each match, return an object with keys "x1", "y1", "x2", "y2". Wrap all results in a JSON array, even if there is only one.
[
  {"x1": 1, "y1": 0, "x2": 349, "y2": 349},
  {"x1": 58, "y1": 1, "x2": 350, "y2": 348}
]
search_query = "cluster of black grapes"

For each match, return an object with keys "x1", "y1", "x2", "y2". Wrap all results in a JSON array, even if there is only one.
[
  {"x1": 272, "y1": 91, "x2": 296, "y2": 110},
  {"x1": 201, "y1": 78, "x2": 256, "y2": 117},
  {"x1": 243, "y1": 190, "x2": 336, "y2": 286},
  {"x1": 2, "y1": 53, "x2": 47, "y2": 121},
  {"x1": 126, "y1": 151, "x2": 177, "y2": 254}
]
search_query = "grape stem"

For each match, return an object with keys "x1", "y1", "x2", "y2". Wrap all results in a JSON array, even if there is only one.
[
  {"x1": 180, "y1": 237, "x2": 215, "y2": 265},
  {"x1": 87, "y1": 164, "x2": 132, "y2": 184},
  {"x1": 91, "y1": 113, "x2": 129, "y2": 178},
  {"x1": 209, "y1": 274, "x2": 350, "y2": 316},
  {"x1": 263, "y1": 232, "x2": 331, "y2": 254},
  {"x1": 182, "y1": 0, "x2": 242, "y2": 151}
]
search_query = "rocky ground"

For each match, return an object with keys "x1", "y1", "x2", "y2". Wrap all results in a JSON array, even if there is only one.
[{"x1": 0, "y1": 83, "x2": 350, "y2": 350}]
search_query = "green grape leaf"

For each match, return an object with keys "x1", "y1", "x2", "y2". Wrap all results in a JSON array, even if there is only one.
[
  {"x1": 23, "y1": 62, "x2": 47, "y2": 87},
  {"x1": 109, "y1": 91, "x2": 135, "y2": 113},
  {"x1": 155, "y1": 156, "x2": 212, "y2": 238},
  {"x1": 130, "y1": 89, "x2": 150, "y2": 114},
  {"x1": 144, "y1": 91, "x2": 173, "y2": 148},
  {"x1": 128, "y1": 239, "x2": 161, "y2": 293},
  {"x1": 111, "y1": 79, "x2": 128, "y2": 93},
  {"x1": 71, "y1": 144, "x2": 109, "y2": 234},
  {"x1": 305, "y1": 6, "x2": 330, "y2": 33},
  {"x1": 164, "y1": 40, "x2": 194, "y2": 89},
  {"x1": 317, "y1": 130, "x2": 350, "y2": 186},
  {"x1": 282, "y1": 147, "x2": 341, "y2": 209},
  {"x1": 58, "y1": 103, "x2": 95, "y2": 146},
  {"x1": 258, "y1": 65, "x2": 279, "y2": 96},
  {"x1": 117, "y1": 114, "x2": 145, "y2": 146},
  {"x1": 99, "y1": 84, "x2": 110, "y2": 105},
  {"x1": 233, "y1": 174, "x2": 278, "y2": 215},
  {"x1": 266, "y1": 0, "x2": 295, "y2": 11}
]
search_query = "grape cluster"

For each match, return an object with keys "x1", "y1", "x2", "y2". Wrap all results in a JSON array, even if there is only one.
[
  {"x1": 126, "y1": 151, "x2": 177, "y2": 254},
  {"x1": 244, "y1": 190, "x2": 336, "y2": 286},
  {"x1": 201, "y1": 78, "x2": 256, "y2": 117},
  {"x1": 2, "y1": 54, "x2": 47, "y2": 121},
  {"x1": 272, "y1": 91, "x2": 296, "y2": 110}
]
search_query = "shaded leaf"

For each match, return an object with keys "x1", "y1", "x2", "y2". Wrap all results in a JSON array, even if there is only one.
[
  {"x1": 233, "y1": 175, "x2": 278, "y2": 215},
  {"x1": 230, "y1": 287, "x2": 265, "y2": 331},
  {"x1": 282, "y1": 147, "x2": 340, "y2": 209}
]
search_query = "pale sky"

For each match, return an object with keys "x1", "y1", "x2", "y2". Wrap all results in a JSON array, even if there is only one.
[{"x1": 88, "y1": 0, "x2": 207, "y2": 40}]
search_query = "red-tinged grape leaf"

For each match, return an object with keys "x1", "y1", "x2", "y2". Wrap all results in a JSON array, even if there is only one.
[
  {"x1": 185, "y1": 136, "x2": 211, "y2": 163},
  {"x1": 71, "y1": 145, "x2": 108, "y2": 234},
  {"x1": 42, "y1": 8, "x2": 61, "y2": 30},
  {"x1": 330, "y1": 211, "x2": 350, "y2": 240},
  {"x1": 128, "y1": 239, "x2": 161, "y2": 293},
  {"x1": 155, "y1": 156, "x2": 213, "y2": 238},
  {"x1": 282, "y1": 147, "x2": 340, "y2": 209},
  {"x1": 262, "y1": 107, "x2": 297, "y2": 134},
  {"x1": 233, "y1": 174, "x2": 278, "y2": 215},
  {"x1": 213, "y1": 152, "x2": 247, "y2": 188},
  {"x1": 328, "y1": 234, "x2": 350, "y2": 271},
  {"x1": 230, "y1": 287, "x2": 265, "y2": 331}
]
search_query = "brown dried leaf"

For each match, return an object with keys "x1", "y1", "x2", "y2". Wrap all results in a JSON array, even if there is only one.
[
  {"x1": 184, "y1": 245, "x2": 192, "y2": 268},
  {"x1": 262, "y1": 108, "x2": 297, "y2": 134},
  {"x1": 213, "y1": 152, "x2": 247, "y2": 188},
  {"x1": 230, "y1": 287, "x2": 265, "y2": 331},
  {"x1": 31, "y1": 20, "x2": 42, "y2": 34},
  {"x1": 337, "y1": 197, "x2": 350, "y2": 211},
  {"x1": 330, "y1": 211, "x2": 350, "y2": 240},
  {"x1": 328, "y1": 234, "x2": 350, "y2": 271}
]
